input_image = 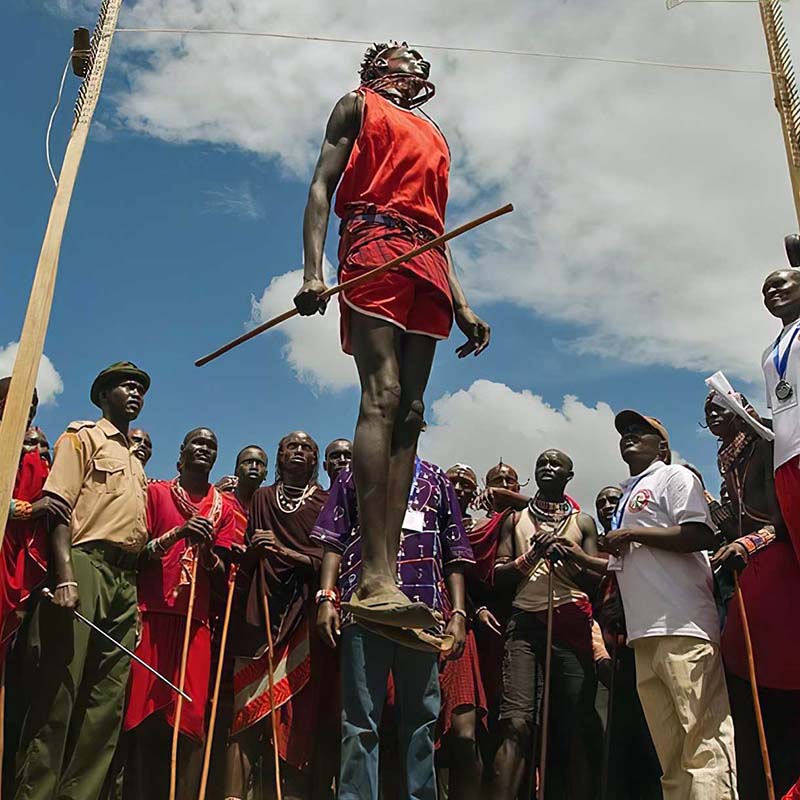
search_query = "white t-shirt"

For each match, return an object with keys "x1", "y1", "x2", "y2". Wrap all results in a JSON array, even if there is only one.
[
  {"x1": 615, "y1": 460, "x2": 720, "y2": 644},
  {"x1": 762, "y1": 320, "x2": 800, "y2": 470}
]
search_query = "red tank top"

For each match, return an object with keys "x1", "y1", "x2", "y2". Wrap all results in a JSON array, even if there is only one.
[{"x1": 334, "y1": 87, "x2": 450, "y2": 235}]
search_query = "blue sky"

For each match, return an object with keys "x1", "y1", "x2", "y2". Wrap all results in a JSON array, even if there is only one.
[{"x1": 3, "y1": 0, "x2": 796, "y2": 508}]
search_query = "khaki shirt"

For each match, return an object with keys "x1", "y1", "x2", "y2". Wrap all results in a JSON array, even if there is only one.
[{"x1": 44, "y1": 418, "x2": 148, "y2": 553}]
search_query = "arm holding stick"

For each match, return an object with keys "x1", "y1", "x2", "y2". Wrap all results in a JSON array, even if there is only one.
[{"x1": 296, "y1": 92, "x2": 362, "y2": 315}]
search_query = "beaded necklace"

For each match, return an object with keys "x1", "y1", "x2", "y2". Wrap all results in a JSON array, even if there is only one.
[
  {"x1": 528, "y1": 492, "x2": 572, "y2": 524},
  {"x1": 275, "y1": 481, "x2": 317, "y2": 514}
]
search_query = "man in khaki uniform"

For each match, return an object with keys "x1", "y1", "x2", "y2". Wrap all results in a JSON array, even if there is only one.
[{"x1": 14, "y1": 362, "x2": 151, "y2": 800}]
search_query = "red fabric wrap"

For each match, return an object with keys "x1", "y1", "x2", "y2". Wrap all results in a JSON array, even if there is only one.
[
  {"x1": 137, "y1": 481, "x2": 236, "y2": 624},
  {"x1": 0, "y1": 452, "x2": 49, "y2": 662},
  {"x1": 125, "y1": 481, "x2": 236, "y2": 739},
  {"x1": 467, "y1": 511, "x2": 513, "y2": 714},
  {"x1": 776, "y1": 459, "x2": 800, "y2": 567},
  {"x1": 722, "y1": 537, "x2": 800, "y2": 689},
  {"x1": 123, "y1": 611, "x2": 211, "y2": 742},
  {"x1": 467, "y1": 511, "x2": 508, "y2": 586},
  {"x1": 534, "y1": 597, "x2": 594, "y2": 659},
  {"x1": 229, "y1": 484, "x2": 333, "y2": 769},
  {"x1": 437, "y1": 629, "x2": 487, "y2": 742},
  {"x1": 337, "y1": 220, "x2": 452, "y2": 354},
  {"x1": 785, "y1": 778, "x2": 800, "y2": 800}
]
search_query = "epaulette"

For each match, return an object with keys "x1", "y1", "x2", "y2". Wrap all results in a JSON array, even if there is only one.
[{"x1": 65, "y1": 420, "x2": 96, "y2": 433}]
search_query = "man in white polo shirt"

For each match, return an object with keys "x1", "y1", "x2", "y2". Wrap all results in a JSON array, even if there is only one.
[
  {"x1": 762, "y1": 266, "x2": 800, "y2": 565},
  {"x1": 604, "y1": 409, "x2": 737, "y2": 800}
]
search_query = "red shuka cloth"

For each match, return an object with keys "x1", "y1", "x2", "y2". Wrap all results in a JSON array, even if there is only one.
[
  {"x1": 0, "y1": 452, "x2": 49, "y2": 663},
  {"x1": 467, "y1": 512, "x2": 511, "y2": 712},
  {"x1": 785, "y1": 778, "x2": 800, "y2": 800},
  {"x1": 437, "y1": 629, "x2": 487, "y2": 742},
  {"x1": 124, "y1": 481, "x2": 236, "y2": 741},
  {"x1": 722, "y1": 537, "x2": 800, "y2": 689},
  {"x1": 230, "y1": 484, "x2": 331, "y2": 769}
]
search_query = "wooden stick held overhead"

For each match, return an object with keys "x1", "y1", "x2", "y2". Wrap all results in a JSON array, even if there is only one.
[
  {"x1": 195, "y1": 203, "x2": 514, "y2": 367},
  {"x1": 259, "y1": 561, "x2": 283, "y2": 800},
  {"x1": 734, "y1": 571, "x2": 775, "y2": 800}
]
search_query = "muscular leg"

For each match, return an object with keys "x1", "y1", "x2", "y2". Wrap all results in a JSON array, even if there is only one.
[
  {"x1": 350, "y1": 313, "x2": 403, "y2": 595},
  {"x1": 446, "y1": 708, "x2": 483, "y2": 800},
  {"x1": 346, "y1": 314, "x2": 438, "y2": 628},
  {"x1": 384, "y1": 333, "x2": 436, "y2": 577},
  {"x1": 491, "y1": 718, "x2": 532, "y2": 800}
]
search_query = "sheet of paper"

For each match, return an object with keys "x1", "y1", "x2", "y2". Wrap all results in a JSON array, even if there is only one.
[{"x1": 705, "y1": 371, "x2": 775, "y2": 441}]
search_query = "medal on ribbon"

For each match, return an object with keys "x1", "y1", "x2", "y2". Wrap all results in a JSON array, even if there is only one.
[{"x1": 772, "y1": 323, "x2": 800, "y2": 402}]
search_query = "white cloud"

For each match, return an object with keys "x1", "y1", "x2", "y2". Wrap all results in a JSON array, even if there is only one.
[
  {"x1": 203, "y1": 181, "x2": 264, "y2": 219},
  {"x1": 0, "y1": 343, "x2": 64, "y2": 406},
  {"x1": 76, "y1": 0, "x2": 800, "y2": 385},
  {"x1": 420, "y1": 379, "x2": 624, "y2": 512},
  {"x1": 249, "y1": 257, "x2": 358, "y2": 392}
]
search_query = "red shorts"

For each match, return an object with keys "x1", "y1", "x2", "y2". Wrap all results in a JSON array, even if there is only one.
[{"x1": 337, "y1": 219, "x2": 453, "y2": 355}]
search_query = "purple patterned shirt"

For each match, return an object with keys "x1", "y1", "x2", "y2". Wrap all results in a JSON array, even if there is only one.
[{"x1": 311, "y1": 459, "x2": 474, "y2": 622}]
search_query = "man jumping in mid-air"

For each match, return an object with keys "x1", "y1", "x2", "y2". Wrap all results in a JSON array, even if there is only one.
[{"x1": 295, "y1": 41, "x2": 490, "y2": 628}]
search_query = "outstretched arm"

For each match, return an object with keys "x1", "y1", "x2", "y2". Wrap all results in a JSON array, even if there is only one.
[{"x1": 296, "y1": 92, "x2": 362, "y2": 315}]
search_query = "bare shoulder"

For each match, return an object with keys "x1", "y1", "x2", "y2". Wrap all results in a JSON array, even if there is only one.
[
  {"x1": 328, "y1": 91, "x2": 363, "y2": 131},
  {"x1": 576, "y1": 511, "x2": 598, "y2": 536}
]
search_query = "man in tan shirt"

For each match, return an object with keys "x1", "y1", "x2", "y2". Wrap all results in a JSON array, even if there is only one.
[
  {"x1": 14, "y1": 362, "x2": 150, "y2": 800},
  {"x1": 491, "y1": 449, "x2": 604, "y2": 800}
]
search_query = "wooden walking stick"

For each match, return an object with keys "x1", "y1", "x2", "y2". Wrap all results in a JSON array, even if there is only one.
[
  {"x1": 0, "y1": 1, "x2": 124, "y2": 545},
  {"x1": 197, "y1": 562, "x2": 238, "y2": 800},
  {"x1": 537, "y1": 564, "x2": 556, "y2": 800},
  {"x1": 169, "y1": 551, "x2": 199, "y2": 800},
  {"x1": 734, "y1": 571, "x2": 775, "y2": 800},
  {"x1": 258, "y1": 561, "x2": 283, "y2": 800},
  {"x1": 195, "y1": 203, "x2": 514, "y2": 367}
]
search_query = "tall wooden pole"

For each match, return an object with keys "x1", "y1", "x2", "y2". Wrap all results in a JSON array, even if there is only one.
[
  {"x1": 759, "y1": 0, "x2": 800, "y2": 227},
  {"x1": 0, "y1": 0, "x2": 123, "y2": 542}
]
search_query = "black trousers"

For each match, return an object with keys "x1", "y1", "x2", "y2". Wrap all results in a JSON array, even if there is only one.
[{"x1": 500, "y1": 610, "x2": 601, "y2": 799}]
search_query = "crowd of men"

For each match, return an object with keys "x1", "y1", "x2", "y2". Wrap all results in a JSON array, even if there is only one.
[{"x1": 2, "y1": 267, "x2": 800, "y2": 800}]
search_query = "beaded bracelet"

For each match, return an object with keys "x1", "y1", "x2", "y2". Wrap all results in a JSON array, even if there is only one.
[
  {"x1": 513, "y1": 548, "x2": 538, "y2": 573},
  {"x1": 315, "y1": 588, "x2": 338, "y2": 606},
  {"x1": 451, "y1": 608, "x2": 468, "y2": 620},
  {"x1": 10, "y1": 499, "x2": 32, "y2": 520},
  {"x1": 738, "y1": 527, "x2": 776, "y2": 558}
]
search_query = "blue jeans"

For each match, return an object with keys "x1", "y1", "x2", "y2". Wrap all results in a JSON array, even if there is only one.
[{"x1": 339, "y1": 624, "x2": 440, "y2": 800}]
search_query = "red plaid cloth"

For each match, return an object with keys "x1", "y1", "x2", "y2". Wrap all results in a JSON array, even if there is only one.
[
  {"x1": 337, "y1": 219, "x2": 452, "y2": 354},
  {"x1": 437, "y1": 629, "x2": 488, "y2": 741}
]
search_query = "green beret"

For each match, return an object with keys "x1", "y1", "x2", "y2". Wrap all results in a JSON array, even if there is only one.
[{"x1": 90, "y1": 361, "x2": 151, "y2": 408}]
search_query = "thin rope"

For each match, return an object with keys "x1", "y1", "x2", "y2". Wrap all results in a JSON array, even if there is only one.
[
  {"x1": 46, "y1": 55, "x2": 72, "y2": 188},
  {"x1": 113, "y1": 28, "x2": 772, "y2": 76}
]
